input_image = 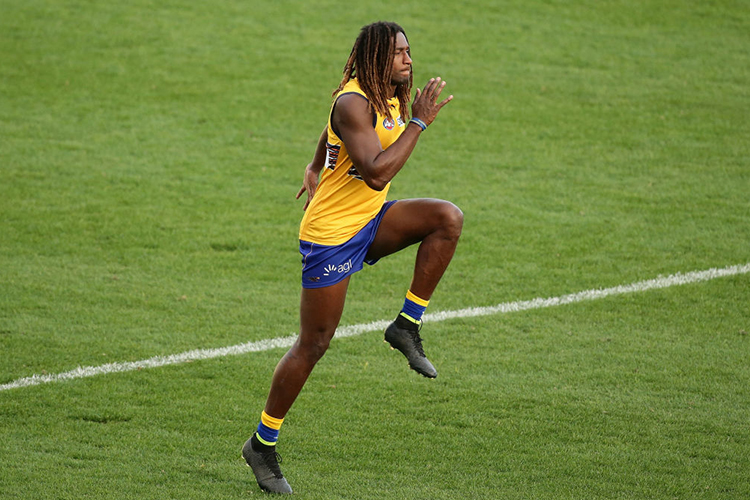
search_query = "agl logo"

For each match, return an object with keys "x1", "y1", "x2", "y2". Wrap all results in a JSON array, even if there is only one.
[{"x1": 323, "y1": 259, "x2": 353, "y2": 276}]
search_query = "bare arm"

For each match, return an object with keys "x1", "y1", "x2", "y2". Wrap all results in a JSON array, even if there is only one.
[
  {"x1": 334, "y1": 78, "x2": 453, "y2": 192},
  {"x1": 296, "y1": 126, "x2": 328, "y2": 210}
]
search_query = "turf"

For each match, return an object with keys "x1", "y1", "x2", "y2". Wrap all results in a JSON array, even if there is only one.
[{"x1": 1, "y1": 0, "x2": 749, "y2": 498}]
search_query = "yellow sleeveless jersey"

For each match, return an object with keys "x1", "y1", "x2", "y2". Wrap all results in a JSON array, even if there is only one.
[{"x1": 299, "y1": 79, "x2": 406, "y2": 245}]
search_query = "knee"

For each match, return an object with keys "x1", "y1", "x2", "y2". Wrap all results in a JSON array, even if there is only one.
[
  {"x1": 439, "y1": 202, "x2": 464, "y2": 240},
  {"x1": 296, "y1": 334, "x2": 332, "y2": 364}
]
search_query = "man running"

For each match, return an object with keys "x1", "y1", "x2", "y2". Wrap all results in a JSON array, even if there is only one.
[{"x1": 243, "y1": 21, "x2": 463, "y2": 494}]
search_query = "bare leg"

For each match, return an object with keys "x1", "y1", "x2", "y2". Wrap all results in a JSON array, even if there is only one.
[
  {"x1": 243, "y1": 279, "x2": 350, "y2": 494},
  {"x1": 366, "y1": 198, "x2": 463, "y2": 300},
  {"x1": 367, "y1": 198, "x2": 462, "y2": 378},
  {"x1": 263, "y1": 277, "x2": 350, "y2": 418}
]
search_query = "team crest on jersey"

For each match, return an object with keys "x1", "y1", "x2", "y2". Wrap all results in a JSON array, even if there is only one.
[{"x1": 383, "y1": 117, "x2": 395, "y2": 130}]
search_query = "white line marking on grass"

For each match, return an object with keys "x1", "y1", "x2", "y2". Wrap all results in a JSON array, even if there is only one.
[{"x1": 2, "y1": 263, "x2": 748, "y2": 392}]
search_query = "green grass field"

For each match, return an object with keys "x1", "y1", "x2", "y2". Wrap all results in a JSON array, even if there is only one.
[{"x1": 2, "y1": 0, "x2": 749, "y2": 498}]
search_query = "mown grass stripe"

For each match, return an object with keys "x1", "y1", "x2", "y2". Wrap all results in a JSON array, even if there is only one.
[{"x1": 2, "y1": 263, "x2": 748, "y2": 392}]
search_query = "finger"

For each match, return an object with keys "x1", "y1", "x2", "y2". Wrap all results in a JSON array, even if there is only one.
[
  {"x1": 417, "y1": 79, "x2": 432, "y2": 99},
  {"x1": 296, "y1": 185, "x2": 306, "y2": 199},
  {"x1": 431, "y1": 80, "x2": 447, "y2": 101},
  {"x1": 430, "y1": 77, "x2": 443, "y2": 91},
  {"x1": 437, "y1": 94, "x2": 454, "y2": 108},
  {"x1": 423, "y1": 78, "x2": 438, "y2": 95}
]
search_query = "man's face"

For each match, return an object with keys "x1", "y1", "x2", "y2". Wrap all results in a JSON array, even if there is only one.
[{"x1": 390, "y1": 31, "x2": 412, "y2": 86}]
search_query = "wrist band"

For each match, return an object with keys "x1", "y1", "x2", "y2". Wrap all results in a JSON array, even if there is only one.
[{"x1": 409, "y1": 118, "x2": 427, "y2": 131}]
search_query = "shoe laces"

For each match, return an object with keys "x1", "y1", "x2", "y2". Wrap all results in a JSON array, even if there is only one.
[
  {"x1": 261, "y1": 450, "x2": 285, "y2": 478},
  {"x1": 409, "y1": 330, "x2": 426, "y2": 356}
]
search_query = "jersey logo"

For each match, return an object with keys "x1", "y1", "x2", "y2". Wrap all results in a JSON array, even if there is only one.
[{"x1": 383, "y1": 117, "x2": 395, "y2": 130}]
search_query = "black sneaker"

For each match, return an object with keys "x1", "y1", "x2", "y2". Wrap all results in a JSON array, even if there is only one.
[
  {"x1": 242, "y1": 435, "x2": 293, "y2": 494},
  {"x1": 384, "y1": 314, "x2": 437, "y2": 378}
]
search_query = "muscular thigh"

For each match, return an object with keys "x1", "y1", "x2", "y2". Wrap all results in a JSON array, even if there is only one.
[
  {"x1": 299, "y1": 276, "x2": 350, "y2": 343},
  {"x1": 365, "y1": 198, "x2": 457, "y2": 261}
]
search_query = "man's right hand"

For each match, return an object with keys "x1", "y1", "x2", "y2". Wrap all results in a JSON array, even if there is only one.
[{"x1": 296, "y1": 163, "x2": 319, "y2": 211}]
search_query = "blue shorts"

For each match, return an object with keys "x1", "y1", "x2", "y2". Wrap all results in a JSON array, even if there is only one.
[{"x1": 300, "y1": 201, "x2": 396, "y2": 289}]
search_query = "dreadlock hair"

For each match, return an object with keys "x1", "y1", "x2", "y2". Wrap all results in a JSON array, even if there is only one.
[{"x1": 333, "y1": 21, "x2": 413, "y2": 121}]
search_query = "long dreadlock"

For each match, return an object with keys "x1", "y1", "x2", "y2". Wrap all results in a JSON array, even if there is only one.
[{"x1": 333, "y1": 21, "x2": 413, "y2": 121}]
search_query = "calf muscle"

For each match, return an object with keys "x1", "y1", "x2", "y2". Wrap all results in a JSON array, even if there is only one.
[{"x1": 367, "y1": 198, "x2": 463, "y2": 300}]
